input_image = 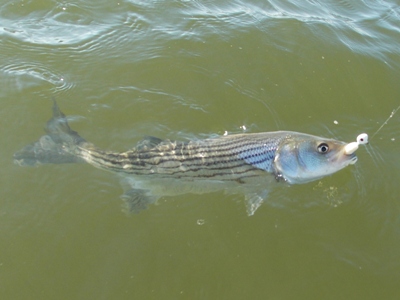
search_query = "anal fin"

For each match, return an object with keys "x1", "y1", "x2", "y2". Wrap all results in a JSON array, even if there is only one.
[{"x1": 121, "y1": 189, "x2": 159, "y2": 214}]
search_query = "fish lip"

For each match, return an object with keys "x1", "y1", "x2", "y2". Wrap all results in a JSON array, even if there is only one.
[{"x1": 347, "y1": 153, "x2": 358, "y2": 165}]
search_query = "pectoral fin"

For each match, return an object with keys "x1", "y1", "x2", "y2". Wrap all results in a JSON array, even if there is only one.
[
  {"x1": 121, "y1": 189, "x2": 159, "y2": 214},
  {"x1": 245, "y1": 190, "x2": 268, "y2": 216}
]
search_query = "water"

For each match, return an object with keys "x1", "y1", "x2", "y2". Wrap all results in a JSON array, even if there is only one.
[{"x1": 1, "y1": 0, "x2": 400, "y2": 299}]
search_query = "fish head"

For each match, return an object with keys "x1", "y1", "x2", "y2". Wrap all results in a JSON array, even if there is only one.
[{"x1": 273, "y1": 133, "x2": 358, "y2": 184}]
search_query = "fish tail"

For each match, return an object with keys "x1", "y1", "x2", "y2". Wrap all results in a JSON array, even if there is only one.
[{"x1": 14, "y1": 101, "x2": 86, "y2": 166}]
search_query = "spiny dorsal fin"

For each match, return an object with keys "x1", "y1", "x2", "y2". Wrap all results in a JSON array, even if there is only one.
[{"x1": 136, "y1": 136, "x2": 163, "y2": 151}]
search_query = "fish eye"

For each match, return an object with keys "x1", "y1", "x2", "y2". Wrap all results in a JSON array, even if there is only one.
[{"x1": 317, "y1": 143, "x2": 329, "y2": 153}]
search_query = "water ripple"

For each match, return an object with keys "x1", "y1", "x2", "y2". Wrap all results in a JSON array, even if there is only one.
[
  {"x1": 173, "y1": 0, "x2": 400, "y2": 66},
  {"x1": 1, "y1": 0, "x2": 398, "y2": 68},
  {"x1": 0, "y1": 62, "x2": 74, "y2": 95}
]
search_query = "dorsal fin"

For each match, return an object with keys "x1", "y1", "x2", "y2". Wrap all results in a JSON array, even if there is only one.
[{"x1": 136, "y1": 136, "x2": 163, "y2": 151}]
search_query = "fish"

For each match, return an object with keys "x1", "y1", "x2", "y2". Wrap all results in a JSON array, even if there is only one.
[{"x1": 13, "y1": 102, "x2": 360, "y2": 215}]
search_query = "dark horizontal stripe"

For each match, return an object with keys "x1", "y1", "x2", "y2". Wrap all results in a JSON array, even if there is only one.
[
  {"x1": 87, "y1": 140, "x2": 278, "y2": 168},
  {"x1": 76, "y1": 133, "x2": 283, "y2": 183},
  {"x1": 85, "y1": 149, "x2": 251, "y2": 172},
  {"x1": 80, "y1": 147, "x2": 274, "y2": 181},
  {"x1": 118, "y1": 164, "x2": 265, "y2": 180},
  {"x1": 85, "y1": 146, "x2": 275, "y2": 176},
  {"x1": 102, "y1": 134, "x2": 282, "y2": 162},
  {"x1": 138, "y1": 139, "x2": 278, "y2": 159}
]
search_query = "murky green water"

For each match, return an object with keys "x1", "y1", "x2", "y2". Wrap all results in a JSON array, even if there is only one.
[{"x1": 1, "y1": 0, "x2": 400, "y2": 299}]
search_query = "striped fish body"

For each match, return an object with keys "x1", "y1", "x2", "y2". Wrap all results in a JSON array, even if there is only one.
[
  {"x1": 14, "y1": 102, "x2": 358, "y2": 215},
  {"x1": 79, "y1": 132, "x2": 286, "y2": 182}
]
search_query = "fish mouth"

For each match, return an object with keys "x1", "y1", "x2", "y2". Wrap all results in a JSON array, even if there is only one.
[{"x1": 347, "y1": 153, "x2": 358, "y2": 165}]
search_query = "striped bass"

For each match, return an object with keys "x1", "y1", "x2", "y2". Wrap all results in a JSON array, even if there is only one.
[{"x1": 14, "y1": 102, "x2": 360, "y2": 215}]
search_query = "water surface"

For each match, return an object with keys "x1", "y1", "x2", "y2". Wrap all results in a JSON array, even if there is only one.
[{"x1": 1, "y1": 0, "x2": 400, "y2": 299}]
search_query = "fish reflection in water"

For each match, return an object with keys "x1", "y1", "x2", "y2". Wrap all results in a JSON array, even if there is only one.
[{"x1": 14, "y1": 102, "x2": 361, "y2": 215}]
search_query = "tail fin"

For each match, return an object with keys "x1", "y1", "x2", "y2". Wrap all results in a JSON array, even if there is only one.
[{"x1": 14, "y1": 101, "x2": 86, "y2": 166}]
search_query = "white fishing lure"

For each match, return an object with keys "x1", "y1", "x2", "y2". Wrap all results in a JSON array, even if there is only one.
[{"x1": 344, "y1": 133, "x2": 369, "y2": 155}]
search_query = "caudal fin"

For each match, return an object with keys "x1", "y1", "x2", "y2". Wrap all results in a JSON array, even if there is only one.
[{"x1": 14, "y1": 101, "x2": 86, "y2": 166}]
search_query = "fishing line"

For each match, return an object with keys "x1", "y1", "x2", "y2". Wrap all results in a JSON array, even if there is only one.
[
  {"x1": 356, "y1": 104, "x2": 400, "y2": 169},
  {"x1": 370, "y1": 105, "x2": 400, "y2": 139},
  {"x1": 343, "y1": 105, "x2": 399, "y2": 155}
]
